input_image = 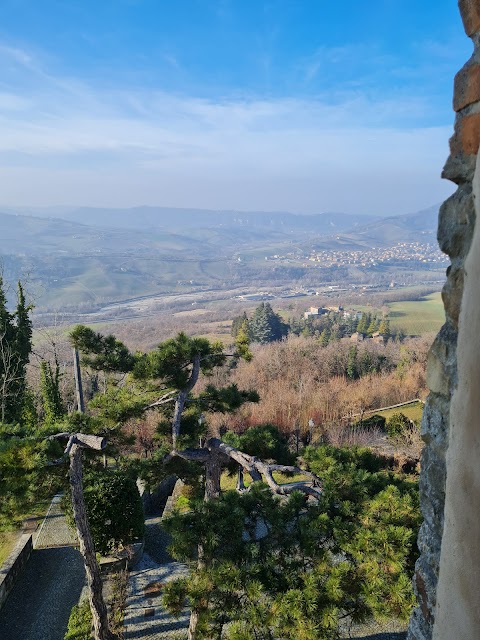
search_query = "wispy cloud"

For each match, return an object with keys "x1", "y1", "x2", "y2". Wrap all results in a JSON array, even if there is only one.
[
  {"x1": 0, "y1": 40, "x2": 454, "y2": 214},
  {"x1": 162, "y1": 53, "x2": 181, "y2": 69},
  {"x1": 0, "y1": 44, "x2": 34, "y2": 66},
  {"x1": 296, "y1": 43, "x2": 395, "y2": 86}
]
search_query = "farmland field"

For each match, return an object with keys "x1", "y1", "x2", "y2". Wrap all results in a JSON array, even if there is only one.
[{"x1": 388, "y1": 292, "x2": 444, "y2": 335}]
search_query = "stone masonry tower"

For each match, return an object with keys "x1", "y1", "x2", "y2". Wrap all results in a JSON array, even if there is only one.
[{"x1": 408, "y1": 1, "x2": 480, "y2": 638}]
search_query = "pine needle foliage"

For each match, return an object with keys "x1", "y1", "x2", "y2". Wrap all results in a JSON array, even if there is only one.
[{"x1": 163, "y1": 446, "x2": 420, "y2": 639}]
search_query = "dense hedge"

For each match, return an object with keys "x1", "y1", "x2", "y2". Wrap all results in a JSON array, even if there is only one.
[{"x1": 65, "y1": 468, "x2": 144, "y2": 555}]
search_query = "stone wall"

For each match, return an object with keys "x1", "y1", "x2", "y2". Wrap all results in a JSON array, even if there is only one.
[
  {"x1": 137, "y1": 475, "x2": 178, "y2": 515},
  {"x1": 161, "y1": 478, "x2": 186, "y2": 519},
  {"x1": 0, "y1": 534, "x2": 33, "y2": 611},
  {"x1": 407, "y1": 2, "x2": 479, "y2": 638}
]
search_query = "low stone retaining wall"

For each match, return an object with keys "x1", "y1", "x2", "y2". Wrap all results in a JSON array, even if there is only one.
[
  {"x1": 0, "y1": 534, "x2": 33, "y2": 611},
  {"x1": 99, "y1": 541, "x2": 145, "y2": 574}
]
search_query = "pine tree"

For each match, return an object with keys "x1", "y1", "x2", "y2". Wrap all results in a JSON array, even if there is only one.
[
  {"x1": 378, "y1": 317, "x2": 391, "y2": 337},
  {"x1": 235, "y1": 320, "x2": 253, "y2": 362},
  {"x1": 347, "y1": 315, "x2": 357, "y2": 336},
  {"x1": 249, "y1": 302, "x2": 287, "y2": 344},
  {"x1": 319, "y1": 329, "x2": 330, "y2": 346},
  {"x1": 301, "y1": 318, "x2": 313, "y2": 337},
  {"x1": 163, "y1": 446, "x2": 420, "y2": 639},
  {"x1": 356, "y1": 313, "x2": 367, "y2": 334},
  {"x1": 231, "y1": 312, "x2": 249, "y2": 339},
  {"x1": 366, "y1": 315, "x2": 379, "y2": 335}
]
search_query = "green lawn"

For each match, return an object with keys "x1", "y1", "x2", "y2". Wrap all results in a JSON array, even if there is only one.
[
  {"x1": 388, "y1": 292, "x2": 444, "y2": 336},
  {"x1": 220, "y1": 470, "x2": 310, "y2": 491},
  {"x1": 369, "y1": 401, "x2": 424, "y2": 424}
]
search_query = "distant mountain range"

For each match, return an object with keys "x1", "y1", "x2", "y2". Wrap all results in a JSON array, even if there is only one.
[{"x1": 2, "y1": 205, "x2": 379, "y2": 235}]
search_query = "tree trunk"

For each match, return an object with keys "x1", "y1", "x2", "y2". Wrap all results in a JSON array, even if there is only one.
[
  {"x1": 188, "y1": 609, "x2": 200, "y2": 640},
  {"x1": 172, "y1": 389, "x2": 188, "y2": 451},
  {"x1": 69, "y1": 443, "x2": 115, "y2": 640},
  {"x1": 188, "y1": 543, "x2": 206, "y2": 640},
  {"x1": 236, "y1": 466, "x2": 246, "y2": 491},
  {"x1": 73, "y1": 347, "x2": 85, "y2": 412},
  {"x1": 172, "y1": 354, "x2": 201, "y2": 450},
  {"x1": 204, "y1": 449, "x2": 221, "y2": 500}
]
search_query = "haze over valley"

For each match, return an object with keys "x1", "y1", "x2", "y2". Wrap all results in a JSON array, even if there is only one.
[{"x1": 1, "y1": 204, "x2": 446, "y2": 323}]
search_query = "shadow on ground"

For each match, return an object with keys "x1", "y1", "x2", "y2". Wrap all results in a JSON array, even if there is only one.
[{"x1": 0, "y1": 547, "x2": 85, "y2": 640}]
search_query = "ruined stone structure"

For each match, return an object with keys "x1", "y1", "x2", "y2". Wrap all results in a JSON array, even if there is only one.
[{"x1": 407, "y1": 2, "x2": 480, "y2": 638}]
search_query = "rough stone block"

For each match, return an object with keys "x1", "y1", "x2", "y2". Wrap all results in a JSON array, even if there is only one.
[
  {"x1": 426, "y1": 324, "x2": 458, "y2": 397},
  {"x1": 408, "y1": 556, "x2": 438, "y2": 639},
  {"x1": 437, "y1": 186, "x2": 475, "y2": 258},
  {"x1": 426, "y1": 348, "x2": 450, "y2": 397},
  {"x1": 442, "y1": 147, "x2": 476, "y2": 184},
  {"x1": 454, "y1": 60, "x2": 480, "y2": 111},
  {"x1": 459, "y1": 0, "x2": 480, "y2": 37},
  {"x1": 461, "y1": 110, "x2": 480, "y2": 153},
  {"x1": 420, "y1": 394, "x2": 449, "y2": 455},
  {"x1": 442, "y1": 264, "x2": 465, "y2": 328},
  {"x1": 417, "y1": 521, "x2": 442, "y2": 575},
  {"x1": 419, "y1": 446, "x2": 446, "y2": 531},
  {"x1": 450, "y1": 111, "x2": 480, "y2": 156},
  {"x1": 407, "y1": 607, "x2": 433, "y2": 640}
]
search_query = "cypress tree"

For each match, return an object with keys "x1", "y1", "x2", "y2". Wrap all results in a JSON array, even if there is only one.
[
  {"x1": 40, "y1": 360, "x2": 65, "y2": 427},
  {"x1": 0, "y1": 279, "x2": 33, "y2": 424},
  {"x1": 347, "y1": 345, "x2": 358, "y2": 379}
]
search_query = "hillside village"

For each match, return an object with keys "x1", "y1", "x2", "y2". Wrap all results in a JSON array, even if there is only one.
[{"x1": 265, "y1": 241, "x2": 448, "y2": 269}]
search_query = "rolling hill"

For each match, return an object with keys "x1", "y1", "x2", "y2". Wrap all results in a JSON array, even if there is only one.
[
  {"x1": 0, "y1": 205, "x2": 441, "y2": 311},
  {"x1": 340, "y1": 205, "x2": 439, "y2": 246}
]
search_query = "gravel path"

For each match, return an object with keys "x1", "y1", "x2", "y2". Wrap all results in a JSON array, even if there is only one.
[
  {"x1": 347, "y1": 635, "x2": 406, "y2": 639},
  {"x1": 34, "y1": 494, "x2": 78, "y2": 549},
  {"x1": 341, "y1": 619, "x2": 407, "y2": 639},
  {"x1": 124, "y1": 515, "x2": 190, "y2": 640},
  {"x1": 0, "y1": 547, "x2": 85, "y2": 640},
  {"x1": 0, "y1": 494, "x2": 85, "y2": 640}
]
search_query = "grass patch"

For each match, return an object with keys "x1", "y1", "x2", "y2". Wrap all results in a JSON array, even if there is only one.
[
  {"x1": 220, "y1": 470, "x2": 310, "y2": 492},
  {"x1": 0, "y1": 498, "x2": 52, "y2": 566},
  {"x1": 388, "y1": 293, "x2": 444, "y2": 336},
  {"x1": 0, "y1": 530, "x2": 20, "y2": 566},
  {"x1": 64, "y1": 600, "x2": 92, "y2": 640},
  {"x1": 373, "y1": 402, "x2": 424, "y2": 424}
]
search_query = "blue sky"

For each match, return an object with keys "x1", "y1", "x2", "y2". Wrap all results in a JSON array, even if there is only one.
[{"x1": 0, "y1": 0, "x2": 471, "y2": 214}]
